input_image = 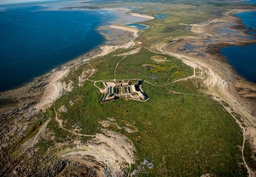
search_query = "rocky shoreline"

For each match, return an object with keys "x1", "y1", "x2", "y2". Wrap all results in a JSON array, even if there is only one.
[
  {"x1": 161, "y1": 10, "x2": 256, "y2": 174},
  {"x1": 0, "y1": 7, "x2": 152, "y2": 117},
  {"x1": 0, "y1": 47, "x2": 102, "y2": 113},
  {"x1": 0, "y1": 7, "x2": 154, "y2": 176},
  {"x1": 165, "y1": 9, "x2": 256, "y2": 101},
  {"x1": 1, "y1": 4, "x2": 256, "y2": 176}
]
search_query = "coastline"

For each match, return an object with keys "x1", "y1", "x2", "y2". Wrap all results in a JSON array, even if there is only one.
[
  {"x1": 1, "y1": 6, "x2": 254, "y2": 123},
  {"x1": 177, "y1": 9, "x2": 256, "y2": 93},
  {"x1": 0, "y1": 3, "x2": 256, "y2": 176},
  {"x1": 129, "y1": 12, "x2": 155, "y2": 20},
  {"x1": 207, "y1": 10, "x2": 256, "y2": 99},
  {"x1": 0, "y1": 7, "x2": 154, "y2": 115},
  {"x1": 109, "y1": 25, "x2": 139, "y2": 37},
  {"x1": 160, "y1": 8, "x2": 256, "y2": 167}
]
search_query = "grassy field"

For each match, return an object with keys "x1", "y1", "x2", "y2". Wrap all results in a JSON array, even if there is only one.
[
  {"x1": 41, "y1": 46, "x2": 247, "y2": 176},
  {"x1": 31, "y1": 0, "x2": 256, "y2": 176},
  {"x1": 50, "y1": 79, "x2": 246, "y2": 176},
  {"x1": 115, "y1": 48, "x2": 192, "y2": 84},
  {"x1": 96, "y1": 1, "x2": 254, "y2": 48}
]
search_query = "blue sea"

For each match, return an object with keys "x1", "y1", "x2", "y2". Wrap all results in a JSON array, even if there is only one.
[
  {"x1": 246, "y1": 0, "x2": 256, "y2": 4},
  {"x1": 221, "y1": 10, "x2": 256, "y2": 83},
  {"x1": 235, "y1": 11, "x2": 256, "y2": 36},
  {"x1": 0, "y1": 3, "x2": 117, "y2": 91}
]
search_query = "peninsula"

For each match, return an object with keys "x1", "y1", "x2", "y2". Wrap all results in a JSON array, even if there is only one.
[{"x1": 0, "y1": 0, "x2": 256, "y2": 176}]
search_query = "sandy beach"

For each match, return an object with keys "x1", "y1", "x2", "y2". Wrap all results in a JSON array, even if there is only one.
[
  {"x1": 110, "y1": 25, "x2": 139, "y2": 37},
  {"x1": 129, "y1": 12, "x2": 155, "y2": 20},
  {"x1": 1, "y1": 7, "x2": 255, "y2": 131},
  {"x1": 1, "y1": 3, "x2": 256, "y2": 176},
  {"x1": 33, "y1": 69, "x2": 70, "y2": 111},
  {"x1": 105, "y1": 8, "x2": 154, "y2": 25},
  {"x1": 0, "y1": 7, "x2": 153, "y2": 115},
  {"x1": 1, "y1": 6, "x2": 255, "y2": 148}
]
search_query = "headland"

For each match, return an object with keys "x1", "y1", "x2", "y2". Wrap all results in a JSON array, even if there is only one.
[{"x1": 1, "y1": 1, "x2": 256, "y2": 176}]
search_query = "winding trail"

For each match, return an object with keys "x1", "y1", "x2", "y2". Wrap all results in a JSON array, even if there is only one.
[
  {"x1": 114, "y1": 55, "x2": 127, "y2": 81},
  {"x1": 32, "y1": 118, "x2": 52, "y2": 145},
  {"x1": 113, "y1": 47, "x2": 142, "y2": 81},
  {"x1": 53, "y1": 101, "x2": 95, "y2": 137},
  {"x1": 49, "y1": 45, "x2": 252, "y2": 176},
  {"x1": 209, "y1": 89, "x2": 252, "y2": 177},
  {"x1": 52, "y1": 64, "x2": 97, "y2": 138},
  {"x1": 89, "y1": 47, "x2": 202, "y2": 97},
  {"x1": 157, "y1": 43, "x2": 253, "y2": 177}
]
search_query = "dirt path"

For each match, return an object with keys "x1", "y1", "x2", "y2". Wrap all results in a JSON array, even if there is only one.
[
  {"x1": 157, "y1": 43, "x2": 253, "y2": 177},
  {"x1": 51, "y1": 64, "x2": 97, "y2": 137},
  {"x1": 32, "y1": 118, "x2": 52, "y2": 145},
  {"x1": 113, "y1": 47, "x2": 142, "y2": 81},
  {"x1": 53, "y1": 101, "x2": 95, "y2": 138},
  {"x1": 115, "y1": 47, "x2": 141, "y2": 56},
  {"x1": 210, "y1": 88, "x2": 253, "y2": 177},
  {"x1": 114, "y1": 55, "x2": 127, "y2": 81},
  {"x1": 87, "y1": 64, "x2": 96, "y2": 79},
  {"x1": 90, "y1": 45, "x2": 200, "y2": 96}
]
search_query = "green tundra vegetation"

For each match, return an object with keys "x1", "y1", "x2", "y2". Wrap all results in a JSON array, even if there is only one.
[
  {"x1": 32, "y1": 0, "x2": 256, "y2": 176},
  {"x1": 96, "y1": 0, "x2": 254, "y2": 47},
  {"x1": 39, "y1": 46, "x2": 247, "y2": 176}
]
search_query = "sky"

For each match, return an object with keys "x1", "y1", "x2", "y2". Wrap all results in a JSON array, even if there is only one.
[{"x1": 0, "y1": 0, "x2": 57, "y2": 5}]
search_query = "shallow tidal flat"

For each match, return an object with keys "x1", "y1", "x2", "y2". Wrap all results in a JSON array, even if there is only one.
[
  {"x1": 0, "y1": 4, "x2": 154, "y2": 92},
  {"x1": 163, "y1": 10, "x2": 256, "y2": 102},
  {"x1": 221, "y1": 11, "x2": 256, "y2": 84},
  {"x1": 0, "y1": 5, "x2": 153, "y2": 115},
  {"x1": 1, "y1": 1, "x2": 256, "y2": 176}
]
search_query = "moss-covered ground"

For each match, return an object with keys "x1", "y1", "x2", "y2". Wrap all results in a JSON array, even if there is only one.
[
  {"x1": 42, "y1": 47, "x2": 247, "y2": 176},
  {"x1": 34, "y1": 0, "x2": 256, "y2": 176}
]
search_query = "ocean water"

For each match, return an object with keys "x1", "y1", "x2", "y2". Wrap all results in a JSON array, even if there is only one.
[
  {"x1": 221, "y1": 44, "x2": 256, "y2": 83},
  {"x1": 0, "y1": 4, "x2": 117, "y2": 91},
  {"x1": 235, "y1": 11, "x2": 256, "y2": 36},
  {"x1": 246, "y1": 0, "x2": 256, "y2": 4},
  {"x1": 220, "y1": 11, "x2": 256, "y2": 83}
]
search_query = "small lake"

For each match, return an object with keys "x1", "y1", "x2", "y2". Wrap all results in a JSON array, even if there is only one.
[
  {"x1": 155, "y1": 14, "x2": 165, "y2": 19},
  {"x1": 126, "y1": 23, "x2": 148, "y2": 30}
]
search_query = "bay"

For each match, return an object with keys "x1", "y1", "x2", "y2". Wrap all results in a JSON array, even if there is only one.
[
  {"x1": 0, "y1": 5, "x2": 117, "y2": 91},
  {"x1": 220, "y1": 11, "x2": 256, "y2": 83},
  {"x1": 221, "y1": 44, "x2": 256, "y2": 83}
]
